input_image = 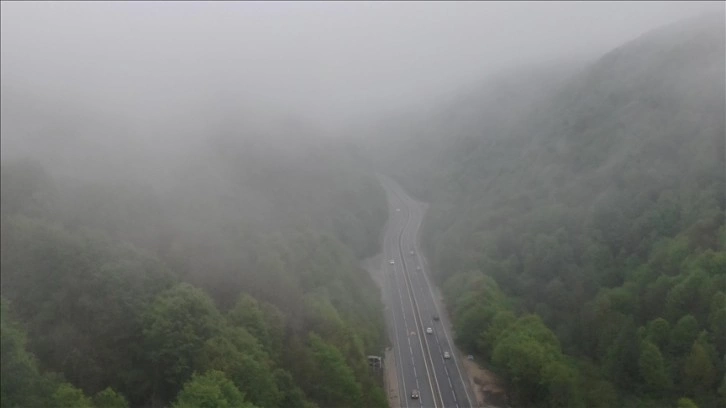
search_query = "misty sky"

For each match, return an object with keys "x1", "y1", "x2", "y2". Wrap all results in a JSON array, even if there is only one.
[{"x1": 1, "y1": 1, "x2": 723, "y2": 130}]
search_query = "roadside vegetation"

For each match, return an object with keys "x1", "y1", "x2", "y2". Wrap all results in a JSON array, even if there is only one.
[{"x1": 366, "y1": 14, "x2": 725, "y2": 408}]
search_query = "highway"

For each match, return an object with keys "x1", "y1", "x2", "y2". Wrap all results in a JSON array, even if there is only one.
[{"x1": 379, "y1": 175, "x2": 475, "y2": 408}]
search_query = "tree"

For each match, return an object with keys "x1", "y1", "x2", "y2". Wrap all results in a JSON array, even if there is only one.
[
  {"x1": 273, "y1": 369, "x2": 310, "y2": 408},
  {"x1": 644, "y1": 317, "x2": 670, "y2": 348},
  {"x1": 541, "y1": 361, "x2": 584, "y2": 408},
  {"x1": 669, "y1": 315, "x2": 699, "y2": 355},
  {"x1": 682, "y1": 339, "x2": 716, "y2": 395},
  {"x1": 492, "y1": 331, "x2": 552, "y2": 403},
  {"x1": 583, "y1": 380, "x2": 619, "y2": 408},
  {"x1": 227, "y1": 294, "x2": 270, "y2": 345},
  {"x1": 603, "y1": 319, "x2": 640, "y2": 391},
  {"x1": 305, "y1": 333, "x2": 362, "y2": 408},
  {"x1": 51, "y1": 383, "x2": 93, "y2": 408},
  {"x1": 709, "y1": 307, "x2": 726, "y2": 356},
  {"x1": 638, "y1": 341, "x2": 671, "y2": 393},
  {"x1": 1, "y1": 299, "x2": 41, "y2": 408},
  {"x1": 93, "y1": 388, "x2": 129, "y2": 408},
  {"x1": 454, "y1": 304, "x2": 494, "y2": 352},
  {"x1": 172, "y1": 370, "x2": 255, "y2": 408},
  {"x1": 142, "y1": 283, "x2": 224, "y2": 404},
  {"x1": 676, "y1": 398, "x2": 698, "y2": 408},
  {"x1": 0, "y1": 298, "x2": 60, "y2": 408},
  {"x1": 718, "y1": 374, "x2": 726, "y2": 407},
  {"x1": 480, "y1": 310, "x2": 516, "y2": 353}
]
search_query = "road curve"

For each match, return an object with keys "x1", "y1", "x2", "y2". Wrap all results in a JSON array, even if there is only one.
[{"x1": 379, "y1": 175, "x2": 476, "y2": 408}]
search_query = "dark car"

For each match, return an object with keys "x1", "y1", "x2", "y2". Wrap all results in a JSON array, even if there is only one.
[{"x1": 433, "y1": 315, "x2": 440, "y2": 321}]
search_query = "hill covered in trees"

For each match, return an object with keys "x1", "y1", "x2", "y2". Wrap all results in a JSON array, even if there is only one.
[
  {"x1": 1, "y1": 98, "x2": 389, "y2": 407},
  {"x1": 363, "y1": 12, "x2": 725, "y2": 408}
]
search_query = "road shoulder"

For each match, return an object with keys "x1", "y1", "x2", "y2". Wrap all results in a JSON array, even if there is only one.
[{"x1": 360, "y1": 252, "x2": 400, "y2": 408}]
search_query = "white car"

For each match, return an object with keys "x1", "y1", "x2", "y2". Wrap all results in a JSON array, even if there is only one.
[
  {"x1": 411, "y1": 389, "x2": 419, "y2": 399},
  {"x1": 389, "y1": 260, "x2": 395, "y2": 265},
  {"x1": 443, "y1": 351, "x2": 451, "y2": 359},
  {"x1": 410, "y1": 250, "x2": 415, "y2": 255},
  {"x1": 426, "y1": 327, "x2": 433, "y2": 334},
  {"x1": 395, "y1": 208, "x2": 401, "y2": 212},
  {"x1": 416, "y1": 265, "x2": 421, "y2": 271}
]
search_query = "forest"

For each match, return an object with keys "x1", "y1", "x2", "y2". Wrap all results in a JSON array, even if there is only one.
[
  {"x1": 3, "y1": 4, "x2": 725, "y2": 408},
  {"x1": 365, "y1": 13, "x2": 725, "y2": 408},
  {"x1": 1, "y1": 116, "x2": 389, "y2": 408}
]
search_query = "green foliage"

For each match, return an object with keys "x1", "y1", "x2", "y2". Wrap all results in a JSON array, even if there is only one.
[
  {"x1": 1, "y1": 298, "x2": 57, "y2": 408},
  {"x1": 676, "y1": 398, "x2": 698, "y2": 408},
  {"x1": 0, "y1": 215, "x2": 174, "y2": 401},
  {"x1": 455, "y1": 304, "x2": 495, "y2": 352},
  {"x1": 227, "y1": 294, "x2": 271, "y2": 351},
  {"x1": 541, "y1": 361, "x2": 584, "y2": 408},
  {"x1": 305, "y1": 333, "x2": 364, "y2": 408},
  {"x1": 638, "y1": 341, "x2": 671, "y2": 393},
  {"x1": 480, "y1": 310, "x2": 517, "y2": 351},
  {"x1": 52, "y1": 383, "x2": 93, "y2": 408},
  {"x1": 142, "y1": 283, "x2": 224, "y2": 402},
  {"x1": 172, "y1": 370, "x2": 255, "y2": 408},
  {"x1": 682, "y1": 338, "x2": 716, "y2": 395},
  {"x1": 368, "y1": 14, "x2": 726, "y2": 407},
  {"x1": 272, "y1": 369, "x2": 310, "y2": 408},
  {"x1": 718, "y1": 374, "x2": 726, "y2": 406},
  {"x1": 490, "y1": 314, "x2": 578, "y2": 406},
  {"x1": 92, "y1": 388, "x2": 129, "y2": 408},
  {"x1": 1, "y1": 115, "x2": 388, "y2": 407},
  {"x1": 670, "y1": 315, "x2": 699, "y2": 355},
  {"x1": 644, "y1": 318, "x2": 670, "y2": 348},
  {"x1": 583, "y1": 379, "x2": 618, "y2": 408},
  {"x1": 196, "y1": 333, "x2": 281, "y2": 408}
]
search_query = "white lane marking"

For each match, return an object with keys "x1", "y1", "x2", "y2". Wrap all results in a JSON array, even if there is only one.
[
  {"x1": 395, "y1": 196, "x2": 443, "y2": 408},
  {"x1": 399, "y1": 189, "x2": 473, "y2": 408},
  {"x1": 387, "y1": 269, "x2": 409, "y2": 408},
  {"x1": 382, "y1": 209, "x2": 410, "y2": 408},
  {"x1": 408, "y1": 199, "x2": 475, "y2": 408},
  {"x1": 383, "y1": 179, "x2": 444, "y2": 408},
  {"x1": 389, "y1": 228, "x2": 423, "y2": 407}
]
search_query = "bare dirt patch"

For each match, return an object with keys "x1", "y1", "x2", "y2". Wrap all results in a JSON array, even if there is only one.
[{"x1": 461, "y1": 357, "x2": 508, "y2": 408}]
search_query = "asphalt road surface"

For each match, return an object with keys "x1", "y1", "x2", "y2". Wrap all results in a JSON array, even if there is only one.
[{"x1": 379, "y1": 175, "x2": 475, "y2": 408}]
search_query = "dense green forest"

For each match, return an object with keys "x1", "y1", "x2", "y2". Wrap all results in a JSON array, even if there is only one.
[
  {"x1": 365, "y1": 14, "x2": 725, "y2": 408},
  {"x1": 1, "y1": 110, "x2": 389, "y2": 407}
]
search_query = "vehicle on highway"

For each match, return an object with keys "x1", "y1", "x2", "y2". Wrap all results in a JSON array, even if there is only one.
[
  {"x1": 389, "y1": 260, "x2": 395, "y2": 265},
  {"x1": 411, "y1": 389, "x2": 419, "y2": 399},
  {"x1": 395, "y1": 208, "x2": 400, "y2": 212},
  {"x1": 443, "y1": 351, "x2": 451, "y2": 359},
  {"x1": 416, "y1": 265, "x2": 421, "y2": 270},
  {"x1": 410, "y1": 250, "x2": 415, "y2": 255},
  {"x1": 467, "y1": 354, "x2": 474, "y2": 361},
  {"x1": 426, "y1": 327, "x2": 433, "y2": 334},
  {"x1": 432, "y1": 315, "x2": 440, "y2": 321}
]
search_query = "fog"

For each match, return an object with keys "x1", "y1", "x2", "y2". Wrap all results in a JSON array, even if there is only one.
[
  {"x1": 2, "y1": 3, "x2": 725, "y2": 406},
  {"x1": 1, "y1": 1, "x2": 723, "y2": 184},
  {"x1": 2, "y1": 1, "x2": 721, "y2": 132}
]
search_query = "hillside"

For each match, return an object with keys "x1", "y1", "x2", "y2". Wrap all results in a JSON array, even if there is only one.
[
  {"x1": 366, "y1": 12, "x2": 725, "y2": 408},
  {"x1": 1, "y1": 99, "x2": 389, "y2": 408}
]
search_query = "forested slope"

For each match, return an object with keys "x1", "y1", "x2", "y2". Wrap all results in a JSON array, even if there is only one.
[
  {"x1": 366, "y1": 13, "x2": 725, "y2": 408},
  {"x1": 1, "y1": 102, "x2": 389, "y2": 407}
]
